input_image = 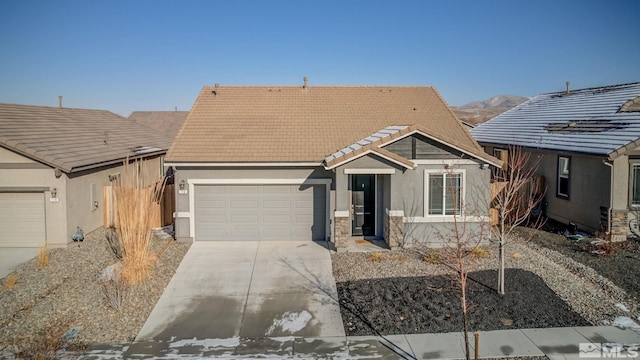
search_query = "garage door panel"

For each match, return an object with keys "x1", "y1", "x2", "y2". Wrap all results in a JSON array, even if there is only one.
[
  {"x1": 0, "y1": 192, "x2": 46, "y2": 247},
  {"x1": 195, "y1": 184, "x2": 326, "y2": 241},
  {"x1": 263, "y1": 199, "x2": 292, "y2": 208},
  {"x1": 262, "y1": 186, "x2": 294, "y2": 194},
  {"x1": 263, "y1": 214, "x2": 292, "y2": 224},
  {"x1": 229, "y1": 186, "x2": 258, "y2": 195},
  {"x1": 230, "y1": 200, "x2": 259, "y2": 208}
]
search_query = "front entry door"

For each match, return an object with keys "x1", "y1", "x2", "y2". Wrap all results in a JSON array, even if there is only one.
[{"x1": 351, "y1": 175, "x2": 375, "y2": 236}]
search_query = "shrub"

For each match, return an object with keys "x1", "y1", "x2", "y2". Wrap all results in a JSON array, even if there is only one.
[
  {"x1": 3, "y1": 273, "x2": 18, "y2": 290},
  {"x1": 101, "y1": 279, "x2": 129, "y2": 310},
  {"x1": 366, "y1": 252, "x2": 385, "y2": 262},
  {"x1": 9, "y1": 317, "x2": 85, "y2": 360},
  {"x1": 105, "y1": 227, "x2": 123, "y2": 260},
  {"x1": 423, "y1": 252, "x2": 442, "y2": 264},
  {"x1": 37, "y1": 246, "x2": 50, "y2": 268},
  {"x1": 471, "y1": 246, "x2": 490, "y2": 259},
  {"x1": 113, "y1": 158, "x2": 164, "y2": 285}
]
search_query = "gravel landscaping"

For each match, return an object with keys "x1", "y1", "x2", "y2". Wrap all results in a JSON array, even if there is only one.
[
  {"x1": 0, "y1": 227, "x2": 190, "y2": 353},
  {"x1": 337, "y1": 268, "x2": 589, "y2": 336},
  {"x1": 532, "y1": 223, "x2": 640, "y2": 301},
  {"x1": 332, "y1": 234, "x2": 640, "y2": 336}
]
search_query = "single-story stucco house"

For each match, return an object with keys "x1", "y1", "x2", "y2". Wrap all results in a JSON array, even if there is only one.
[
  {"x1": 165, "y1": 81, "x2": 501, "y2": 250},
  {"x1": 471, "y1": 82, "x2": 640, "y2": 240},
  {"x1": 0, "y1": 102, "x2": 172, "y2": 248}
]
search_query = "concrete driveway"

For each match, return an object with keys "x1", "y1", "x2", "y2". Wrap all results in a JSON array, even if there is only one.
[
  {"x1": 136, "y1": 240, "x2": 345, "y2": 342},
  {"x1": 0, "y1": 248, "x2": 39, "y2": 279}
]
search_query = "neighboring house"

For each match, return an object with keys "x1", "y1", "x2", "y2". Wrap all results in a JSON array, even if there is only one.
[
  {"x1": 0, "y1": 103, "x2": 172, "y2": 248},
  {"x1": 470, "y1": 82, "x2": 640, "y2": 240},
  {"x1": 128, "y1": 110, "x2": 189, "y2": 142},
  {"x1": 165, "y1": 83, "x2": 501, "y2": 250}
]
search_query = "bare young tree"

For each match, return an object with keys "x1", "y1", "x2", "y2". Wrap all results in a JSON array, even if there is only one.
[
  {"x1": 405, "y1": 163, "x2": 490, "y2": 360},
  {"x1": 491, "y1": 145, "x2": 546, "y2": 295}
]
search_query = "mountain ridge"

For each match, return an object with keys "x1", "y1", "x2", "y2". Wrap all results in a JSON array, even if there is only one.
[{"x1": 452, "y1": 95, "x2": 528, "y2": 125}]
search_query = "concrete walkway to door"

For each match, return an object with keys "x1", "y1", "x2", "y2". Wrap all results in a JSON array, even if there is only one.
[{"x1": 136, "y1": 240, "x2": 345, "y2": 345}]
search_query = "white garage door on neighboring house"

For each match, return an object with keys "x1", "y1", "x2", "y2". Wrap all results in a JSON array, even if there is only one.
[
  {"x1": 194, "y1": 185, "x2": 326, "y2": 241},
  {"x1": 0, "y1": 192, "x2": 46, "y2": 247}
]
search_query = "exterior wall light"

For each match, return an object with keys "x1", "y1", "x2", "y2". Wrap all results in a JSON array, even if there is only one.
[
  {"x1": 50, "y1": 188, "x2": 59, "y2": 203},
  {"x1": 178, "y1": 180, "x2": 188, "y2": 195}
]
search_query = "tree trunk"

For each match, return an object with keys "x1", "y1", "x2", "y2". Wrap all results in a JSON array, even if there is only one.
[
  {"x1": 461, "y1": 277, "x2": 470, "y2": 360},
  {"x1": 498, "y1": 218, "x2": 506, "y2": 295},
  {"x1": 498, "y1": 241, "x2": 505, "y2": 295}
]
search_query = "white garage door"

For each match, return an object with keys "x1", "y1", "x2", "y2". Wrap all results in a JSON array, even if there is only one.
[
  {"x1": 0, "y1": 192, "x2": 46, "y2": 247},
  {"x1": 195, "y1": 185, "x2": 326, "y2": 241}
]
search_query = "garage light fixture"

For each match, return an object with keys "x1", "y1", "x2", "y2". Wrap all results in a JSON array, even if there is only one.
[{"x1": 178, "y1": 180, "x2": 188, "y2": 195}]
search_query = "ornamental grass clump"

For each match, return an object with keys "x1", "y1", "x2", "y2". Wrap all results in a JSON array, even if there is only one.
[{"x1": 113, "y1": 159, "x2": 165, "y2": 285}]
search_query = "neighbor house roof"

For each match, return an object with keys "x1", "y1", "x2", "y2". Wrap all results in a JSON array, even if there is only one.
[
  {"x1": 470, "y1": 82, "x2": 640, "y2": 159},
  {"x1": 128, "y1": 111, "x2": 189, "y2": 141},
  {"x1": 166, "y1": 85, "x2": 494, "y2": 164},
  {"x1": 0, "y1": 103, "x2": 173, "y2": 173}
]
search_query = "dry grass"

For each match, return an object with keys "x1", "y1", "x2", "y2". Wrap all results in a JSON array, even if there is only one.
[
  {"x1": 423, "y1": 252, "x2": 442, "y2": 264},
  {"x1": 470, "y1": 246, "x2": 490, "y2": 259},
  {"x1": 113, "y1": 158, "x2": 165, "y2": 285},
  {"x1": 3, "y1": 273, "x2": 18, "y2": 290},
  {"x1": 8, "y1": 317, "x2": 85, "y2": 360},
  {"x1": 37, "y1": 246, "x2": 50, "y2": 268},
  {"x1": 366, "y1": 252, "x2": 385, "y2": 262}
]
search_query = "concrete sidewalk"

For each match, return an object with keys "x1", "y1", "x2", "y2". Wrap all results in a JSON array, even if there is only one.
[{"x1": 83, "y1": 326, "x2": 640, "y2": 359}]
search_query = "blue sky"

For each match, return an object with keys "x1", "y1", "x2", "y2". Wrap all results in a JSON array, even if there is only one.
[{"x1": 0, "y1": 0, "x2": 638, "y2": 116}]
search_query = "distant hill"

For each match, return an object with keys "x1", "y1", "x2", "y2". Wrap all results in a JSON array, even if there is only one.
[{"x1": 452, "y1": 95, "x2": 528, "y2": 125}]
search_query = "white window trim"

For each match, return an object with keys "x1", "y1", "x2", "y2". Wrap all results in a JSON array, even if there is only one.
[
  {"x1": 423, "y1": 169, "x2": 466, "y2": 218},
  {"x1": 631, "y1": 164, "x2": 640, "y2": 207},
  {"x1": 557, "y1": 156, "x2": 570, "y2": 198}
]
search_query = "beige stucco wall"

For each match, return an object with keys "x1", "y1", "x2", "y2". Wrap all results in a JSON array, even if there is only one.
[
  {"x1": 66, "y1": 156, "x2": 165, "y2": 244},
  {"x1": 1, "y1": 148, "x2": 165, "y2": 247},
  {"x1": 0, "y1": 149, "x2": 68, "y2": 247}
]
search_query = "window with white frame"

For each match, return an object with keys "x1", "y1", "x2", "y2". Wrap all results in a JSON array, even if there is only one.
[
  {"x1": 632, "y1": 164, "x2": 640, "y2": 206},
  {"x1": 425, "y1": 170, "x2": 464, "y2": 216},
  {"x1": 557, "y1": 156, "x2": 570, "y2": 198}
]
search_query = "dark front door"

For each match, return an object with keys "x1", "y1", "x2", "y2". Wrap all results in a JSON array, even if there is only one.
[{"x1": 351, "y1": 174, "x2": 375, "y2": 236}]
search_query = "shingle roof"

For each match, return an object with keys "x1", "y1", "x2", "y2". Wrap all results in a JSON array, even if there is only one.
[
  {"x1": 0, "y1": 103, "x2": 173, "y2": 173},
  {"x1": 470, "y1": 82, "x2": 640, "y2": 158},
  {"x1": 128, "y1": 111, "x2": 189, "y2": 141},
  {"x1": 166, "y1": 85, "x2": 491, "y2": 164}
]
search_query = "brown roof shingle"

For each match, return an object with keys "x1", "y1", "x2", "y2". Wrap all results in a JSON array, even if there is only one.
[
  {"x1": 166, "y1": 85, "x2": 491, "y2": 163},
  {"x1": 128, "y1": 111, "x2": 189, "y2": 141},
  {"x1": 0, "y1": 103, "x2": 173, "y2": 173}
]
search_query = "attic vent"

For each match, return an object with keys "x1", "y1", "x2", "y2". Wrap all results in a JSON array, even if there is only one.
[
  {"x1": 132, "y1": 146, "x2": 162, "y2": 155},
  {"x1": 380, "y1": 89, "x2": 392, "y2": 93},
  {"x1": 545, "y1": 120, "x2": 628, "y2": 133}
]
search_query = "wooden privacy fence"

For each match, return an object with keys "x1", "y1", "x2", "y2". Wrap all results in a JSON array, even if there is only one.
[
  {"x1": 490, "y1": 176, "x2": 545, "y2": 226},
  {"x1": 104, "y1": 183, "x2": 174, "y2": 228}
]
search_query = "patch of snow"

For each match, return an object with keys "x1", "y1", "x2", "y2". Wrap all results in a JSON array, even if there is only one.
[
  {"x1": 616, "y1": 303, "x2": 630, "y2": 312},
  {"x1": 169, "y1": 337, "x2": 240, "y2": 348},
  {"x1": 612, "y1": 316, "x2": 640, "y2": 331},
  {"x1": 266, "y1": 311, "x2": 313, "y2": 335}
]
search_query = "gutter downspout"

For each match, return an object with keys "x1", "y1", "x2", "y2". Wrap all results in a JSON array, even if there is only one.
[{"x1": 603, "y1": 160, "x2": 613, "y2": 235}]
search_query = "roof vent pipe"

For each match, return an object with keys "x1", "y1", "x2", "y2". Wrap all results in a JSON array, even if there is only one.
[
  {"x1": 565, "y1": 81, "x2": 570, "y2": 95},
  {"x1": 303, "y1": 77, "x2": 308, "y2": 89},
  {"x1": 58, "y1": 95, "x2": 63, "y2": 109}
]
